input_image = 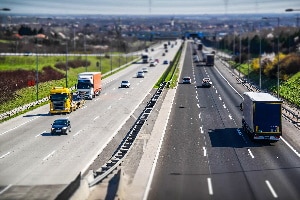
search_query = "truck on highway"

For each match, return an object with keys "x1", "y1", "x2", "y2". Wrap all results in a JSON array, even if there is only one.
[
  {"x1": 241, "y1": 92, "x2": 282, "y2": 142},
  {"x1": 49, "y1": 87, "x2": 85, "y2": 114},
  {"x1": 77, "y1": 72, "x2": 102, "y2": 100},
  {"x1": 206, "y1": 53, "x2": 215, "y2": 66},
  {"x1": 198, "y1": 43, "x2": 203, "y2": 51},
  {"x1": 141, "y1": 52, "x2": 150, "y2": 63}
]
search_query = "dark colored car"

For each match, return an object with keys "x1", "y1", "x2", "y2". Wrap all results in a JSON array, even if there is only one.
[{"x1": 51, "y1": 118, "x2": 71, "y2": 135}]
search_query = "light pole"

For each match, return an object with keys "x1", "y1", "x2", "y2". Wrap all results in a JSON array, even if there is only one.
[
  {"x1": 262, "y1": 17, "x2": 280, "y2": 98},
  {"x1": 286, "y1": 8, "x2": 300, "y2": 27},
  {"x1": 239, "y1": 33, "x2": 241, "y2": 78},
  {"x1": 35, "y1": 43, "x2": 39, "y2": 101},
  {"x1": 65, "y1": 42, "x2": 68, "y2": 88},
  {"x1": 259, "y1": 23, "x2": 262, "y2": 90},
  {"x1": 0, "y1": 8, "x2": 10, "y2": 30}
]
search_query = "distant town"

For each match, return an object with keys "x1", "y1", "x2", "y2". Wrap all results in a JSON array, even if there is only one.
[{"x1": 0, "y1": 13, "x2": 299, "y2": 55}]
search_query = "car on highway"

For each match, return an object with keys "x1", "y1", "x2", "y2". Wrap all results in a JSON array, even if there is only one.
[
  {"x1": 120, "y1": 80, "x2": 131, "y2": 88},
  {"x1": 51, "y1": 118, "x2": 71, "y2": 135},
  {"x1": 142, "y1": 67, "x2": 148, "y2": 73},
  {"x1": 163, "y1": 60, "x2": 169, "y2": 65},
  {"x1": 202, "y1": 77, "x2": 212, "y2": 87},
  {"x1": 136, "y1": 71, "x2": 145, "y2": 78},
  {"x1": 182, "y1": 76, "x2": 192, "y2": 84},
  {"x1": 149, "y1": 61, "x2": 157, "y2": 67},
  {"x1": 162, "y1": 53, "x2": 166, "y2": 56}
]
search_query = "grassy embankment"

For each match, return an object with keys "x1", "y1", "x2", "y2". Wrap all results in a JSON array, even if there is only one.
[
  {"x1": 0, "y1": 54, "x2": 138, "y2": 117},
  {"x1": 233, "y1": 62, "x2": 300, "y2": 107}
]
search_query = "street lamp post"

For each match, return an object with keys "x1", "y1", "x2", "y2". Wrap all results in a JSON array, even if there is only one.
[
  {"x1": 259, "y1": 23, "x2": 262, "y2": 90},
  {"x1": 239, "y1": 33, "x2": 241, "y2": 78},
  {"x1": 0, "y1": 8, "x2": 10, "y2": 31},
  {"x1": 286, "y1": 8, "x2": 300, "y2": 27},
  {"x1": 262, "y1": 17, "x2": 280, "y2": 98},
  {"x1": 35, "y1": 44, "x2": 39, "y2": 101},
  {"x1": 65, "y1": 42, "x2": 68, "y2": 88}
]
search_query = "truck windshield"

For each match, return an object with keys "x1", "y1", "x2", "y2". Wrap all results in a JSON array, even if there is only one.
[
  {"x1": 50, "y1": 94, "x2": 68, "y2": 101},
  {"x1": 77, "y1": 81, "x2": 91, "y2": 89}
]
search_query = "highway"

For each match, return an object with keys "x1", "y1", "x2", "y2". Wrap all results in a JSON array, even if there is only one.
[
  {"x1": 0, "y1": 41, "x2": 181, "y2": 198},
  {"x1": 147, "y1": 41, "x2": 300, "y2": 200}
]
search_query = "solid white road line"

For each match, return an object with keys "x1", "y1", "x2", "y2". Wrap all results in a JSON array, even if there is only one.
[
  {"x1": 0, "y1": 184, "x2": 12, "y2": 195},
  {"x1": 281, "y1": 137, "x2": 300, "y2": 158}
]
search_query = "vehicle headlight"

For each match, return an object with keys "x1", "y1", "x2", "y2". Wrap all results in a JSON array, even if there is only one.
[{"x1": 62, "y1": 127, "x2": 67, "y2": 130}]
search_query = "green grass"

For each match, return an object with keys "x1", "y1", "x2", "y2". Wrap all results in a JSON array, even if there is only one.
[
  {"x1": 0, "y1": 54, "x2": 138, "y2": 119},
  {"x1": 233, "y1": 61, "x2": 300, "y2": 107},
  {"x1": 279, "y1": 72, "x2": 300, "y2": 106}
]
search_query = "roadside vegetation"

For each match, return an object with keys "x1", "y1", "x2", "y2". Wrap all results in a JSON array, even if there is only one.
[
  {"x1": 155, "y1": 43, "x2": 183, "y2": 88},
  {"x1": 208, "y1": 27, "x2": 300, "y2": 107},
  {"x1": 0, "y1": 54, "x2": 138, "y2": 117}
]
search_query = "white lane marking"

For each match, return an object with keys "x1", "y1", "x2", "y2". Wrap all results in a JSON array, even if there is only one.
[
  {"x1": 207, "y1": 178, "x2": 213, "y2": 195},
  {"x1": 197, "y1": 104, "x2": 200, "y2": 108},
  {"x1": 73, "y1": 130, "x2": 82, "y2": 137},
  {"x1": 196, "y1": 96, "x2": 198, "y2": 100},
  {"x1": 203, "y1": 147, "x2": 207, "y2": 157},
  {"x1": 94, "y1": 116, "x2": 99, "y2": 121},
  {"x1": 247, "y1": 148, "x2": 255, "y2": 158},
  {"x1": 199, "y1": 113, "x2": 201, "y2": 119},
  {"x1": 223, "y1": 104, "x2": 226, "y2": 109},
  {"x1": 214, "y1": 67, "x2": 243, "y2": 99},
  {"x1": 219, "y1": 96, "x2": 222, "y2": 100},
  {"x1": 0, "y1": 152, "x2": 11, "y2": 159},
  {"x1": 43, "y1": 150, "x2": 56, "y2": 161},
  {"x1": 281, "y1": 137, "x2": 300, "y2": 158},
  {"x1": 82, "y1": 105, "x2": 87, "y2": 109},
  {"x1": 0, "y1": 116, "x2": 40, "y2": 136},
  {"x1": 200, "y1": 126, "x2": 204, "y2": 134},
  {"x1": 107, "y1": 105, "x2": 112, "y2": 110},
  {"x1": 265, "y1": 180, "x2": 278, "y2": 198},
  {"x1": 35, "y1": 131, "x2": 46, "y2": 138},
  {"x1": 0, "y1": 184, "x2": 12, "y2": 195}
]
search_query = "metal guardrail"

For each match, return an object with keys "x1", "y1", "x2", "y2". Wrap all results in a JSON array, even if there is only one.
[
  {"x1": 88, "y1": 82, "x2": 167, "y2": 187},
  {"x1": 0, "y1": 86, "x2": 77, "y2": 121},
  {"x1": 0, "y1": 97, "x2": 49, "y2": 121}
]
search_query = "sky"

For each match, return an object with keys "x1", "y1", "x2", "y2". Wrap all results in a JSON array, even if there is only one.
[{"x1": 1, "y1": 0, "x2": 300, "y2": 15}]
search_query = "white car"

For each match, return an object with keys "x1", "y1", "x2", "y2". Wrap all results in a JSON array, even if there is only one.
[
  {"x1": 137, "y1": 71, "x2": 145, "y2": 78},
  {"x1": 202, "y1": 78, "x2": 212, "y2": 87},
  {"x1": 182, "y1": 76, "x2": 192, "y2": 84},
  {"x1": 142, "y1": 67, "x2": 148, "y2": 73},
  {"x1": 120, "y1": 80, "x2": 130, "y2": 88}
]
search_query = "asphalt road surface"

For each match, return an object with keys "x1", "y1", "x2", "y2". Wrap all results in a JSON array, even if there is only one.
[
  {"x1": 147, "y1": 41, "x2": 300, "y2": 200},
  {"x1": 0, "y1": 40, "x2": 181, "y2": 199}
]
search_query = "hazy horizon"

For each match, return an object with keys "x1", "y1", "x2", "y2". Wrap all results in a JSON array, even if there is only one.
[{"x1": 2, "y1": 0, "x2": 299, "y2": 15}]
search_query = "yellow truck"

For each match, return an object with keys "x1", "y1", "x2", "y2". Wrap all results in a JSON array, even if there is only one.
[{"x1": 49, "y1": 87, "x2": 85, "y2": 114}]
